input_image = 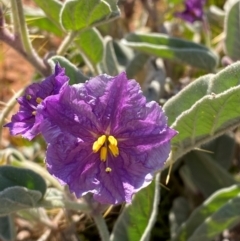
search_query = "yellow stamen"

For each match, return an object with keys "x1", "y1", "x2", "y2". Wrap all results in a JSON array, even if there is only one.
[
  {"x1": 36, "y1": 97, "x2": 43, "y2": 104},
  {"x1": 98, "y1": 135, "x2": 107, "y2": 145},
  {"x1": 109, "y1": 144, "x2": 119, "y2": 157},
  {"x1": 26, "y1": 94, "x2": 31, "y2": 100},
  {"x1": 92, "y1": 135, "x2": 106, "y2": 153},
  {"x1": 108, "y1": 135, "x2": 117, "y2": 146},
  {"x1": 32, "y1": 111, "x2": 36, "y2": 116},
  {"x1": 105, "y1": 167, "x2": 112, "y2": 173},
  {"x1": 100, "y1": 146, "x2": 107, "y2": 162}
]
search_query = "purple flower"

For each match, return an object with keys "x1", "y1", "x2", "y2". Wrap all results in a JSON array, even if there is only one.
[
  {"x1": 38, "y1": 72, "x2": 177, "y2": 204},
  {"x1": 176, "y1": 0, "x2": 206, "y2": 23},
  {"x1": 5, "y1": 63, "x2": 69, "y2": 140}
]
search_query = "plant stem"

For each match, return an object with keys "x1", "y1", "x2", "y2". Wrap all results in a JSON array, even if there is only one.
[
  {"x1": 0, "y1": 2, "x2": 51, "y2": 76},
  {"x1": 14, "y1": 0, "x2": 34, "y2": 55},
  {"x1": 92, "y1": 212, "x2": 110, "y2": 241},
  {"x1": 57, "y1": 31, "x2": 79, "y2": 55},
  {"x1": 0, "y1": 88, "x2": 24, "y2": 142},
  {"x1": 10, "y1": 0, "x2": 21, "y2": 39},
  {"x1": 40, "y1": 199, "x2": 91, "y2": 212}
]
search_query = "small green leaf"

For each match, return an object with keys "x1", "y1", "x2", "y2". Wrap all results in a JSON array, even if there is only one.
[
  {"x1": 0, "y1": 187, "x2": 42, "y2": 216},
  {"x1": 0, "y1": 215, "x2": 15, "y2": 241},
  {"x1": 48, "y1": 56, "x2": 88, "y2": 84},
  {"x1": 75, "y1": 28, "x2": 104, "y2": 66},
  {"x1": 224, "y1": 0, "x2": 240, "y2": 60},
  {"x1": 123, "y1": 33, "x2": 218, "y2": 71},
  {"x1": 110, "y1": 173, "x2": 160, "y2": 241},
  {"x1": 0, "y1": 166, "x2": 46, "y2": 196},
  {"x1": 60, "y1": 0, "x2": 120, "y2": 31},
  {"x1": 32, "y1": 0, "x2": 62, "y2": 28},
  {"x1": 173, "y1": 185, "x2": 240, "y2": 241}
]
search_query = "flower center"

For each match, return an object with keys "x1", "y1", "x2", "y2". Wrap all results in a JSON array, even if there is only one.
[
  {"x1": 25, "y1": 95, "x2": 43, "y2": 116},
  {"x1": 92, "y1": 135, "x2": 119, "y2": 173}
]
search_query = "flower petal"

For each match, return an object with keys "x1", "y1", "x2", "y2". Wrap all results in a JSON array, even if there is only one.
[
  {"x1": 4, "y1": 63, "x2": 68, "y2": 140},
  {"x1": 38, "y1": 85, "x2": 101, "y2": 141}
]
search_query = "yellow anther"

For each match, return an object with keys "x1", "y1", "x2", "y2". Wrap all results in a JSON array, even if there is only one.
[
  {"x1": 26, "y1": 94, "x2": 31, "y2": 100},
  {"x1": 98, "y1": 135, "x2": 107, "y2": 146},
  {"x1": 105, "y1": 167, "x2": 112, "y2": 173},
  {"x1": 108, "y1": 135, "x2": 117, "y2": 146},
  {"x1": 92, "y1": 135, "x2": 106, "y2": 153},
  {"x1": 100, "y1": 146, "x2": 107, "y2": 162},
  {"x1": 36, "y1": 97, "x2": 43, "y2": 104},
  {"x1": 32, "y1": 111, "x2": 36, "y2": 116},
  {"x1": 109, "y1": 144, "x2": 119, "y2": 157}
]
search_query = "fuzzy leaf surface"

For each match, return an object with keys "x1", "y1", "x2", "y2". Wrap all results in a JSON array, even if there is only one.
[
  {"x1": 0, "y1": 166, "x2": 46, "y2": 196},
  {"x1": 172, "y1": 185, "x2": 240, "y2": 241},
  {"x1": 60, "y1": 0, "x2": 120, "y2": 31},
  {"x1": 123, "y1": 33, "x2": 218, "y2": 71},
  {"x1": 75, "y1": 28, "x2": 104, "y2": 65},
  {"x1": 110, "y1": 174, "x2": 160, "y2": 241},
  {"x1": 0, "y1": 187, "x2": 42, "y2": 216},
  {"x1": 163, "y1": 62, "x2": 240, "y2": 160},
  {"x1": 224, "y1": 0, "x2": 240, "y2": 60},
  {"x1": 48, "y1": 56, "x2": 88, "y2": 84}
]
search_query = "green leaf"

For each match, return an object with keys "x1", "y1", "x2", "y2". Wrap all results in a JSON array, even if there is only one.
[
  {"x1": 0, "y1": 215, "x2": 15, "y2": 241},
  {"x1": 75, "y1": 28, "x2": 104, "y2": 66},
  {"x1": 172, "y1": 85, "x2": 240, "y2": 159},
  {"x1": 164, "y1": 61, "x2": 240, "y2": 126},
  {"x1": 163, "y1": 74, "x2": 214, "y2": 126},
  {"x1": 184, "y1": 151, "x2": 236, "y2": 198},
  {"x1": 126, "y1": 53, "x2": 149, "y2": 79},
  {"x1": 0, "y1": 187, "x2": 42, "y2": 216},
  {"x1": 163, "y1": 62, "x2": 240, "y2": 161},
  {"x1": 110, "y1": 173, "x2": 160, "y2": 241},
  {"x1": 188, "y1": 195, "x2": 240, "y2": 241},
  {"x1": 48, "y1": 56, "x2": 88, "y2": 84},
  {"x1": 24, "y1": 6, "x2": 62, "y2": 36},
  {"x1": 99, "y1": 37, "x2": 120, "y2": 76},
  {"x1": 27, "y1": 16, "x2": 62, "y2": 36},
  {"x1": 169, "y1": 197, "x2": 190, "y2": 239},
  {"x1": 32, "y1": 0, "x2": 62, "y2": 28},
  {"x1": 60, "y1": 0, "x2": 120, "y2": 31},
  {"x1": 123, "y1": 33, "x2": 218, "y2": 71},
  {"x1": 224, "y1": 0, "x2": 240, "y2": 60},
  {"x1": 0, "y1": 166, "x2": 46, "y2": 196},
  {"x1": 172, "y1": 184, "x2": 240, "y2": 241}
]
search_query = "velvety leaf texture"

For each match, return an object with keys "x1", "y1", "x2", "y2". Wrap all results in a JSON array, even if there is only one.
[
  {"x1": 0, "y1": 166, "x2": 46, "y2": 196},
  {"x1": 48, "y1": 56, "x2": 88, "y2": 84},
  {"x1": 0, "y1": 187, "x2": 42, "y2": 216},
  {"x1": 60, "y1": 0, "x2": 120, "y2": 31},
  {"x1": 172, "y1": 185, "x2": 240, "y2": 241},
  {"x1": 164, "y1": 61, "x2": 240, "y2": 160},
  {"x1": 110, "y1": 173, "x2": 160, "y2": 241},
  {"x1": 123, "y1": 33, "x2": 218, "y2": 71},
  {"x1": 75, "y1": 28, "x2": 104, "y2": 65},
  {"x1": 224, "y1": 0, "x2": 240, "y2": 60},
  {"x1": 32, "y1": 0, "x2": 62, "y2": 28}
]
